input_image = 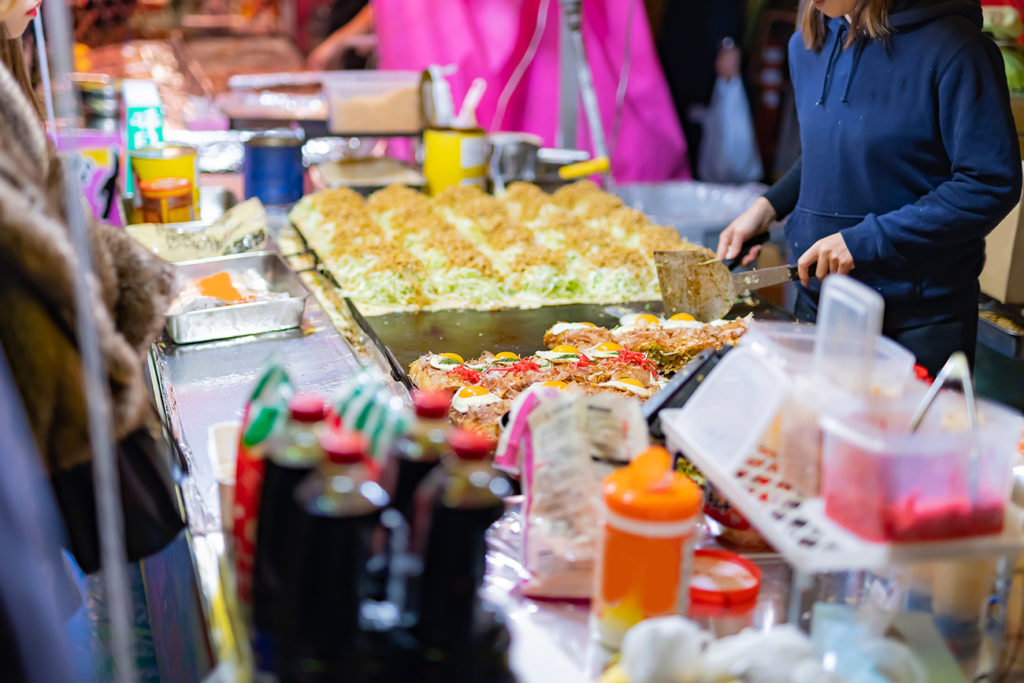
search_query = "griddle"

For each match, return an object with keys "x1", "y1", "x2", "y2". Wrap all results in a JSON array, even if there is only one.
[
  {"x1": 357, "y1": 298, "x2": 792, "y2": 380},
  {"x1": 285, "y1": 217, "x2": 792, "y2": 385}
]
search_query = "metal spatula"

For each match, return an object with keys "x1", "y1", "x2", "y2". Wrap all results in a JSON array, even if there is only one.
[{"x1": 654, "y1": 236, "x2": 799, "y2": 322}]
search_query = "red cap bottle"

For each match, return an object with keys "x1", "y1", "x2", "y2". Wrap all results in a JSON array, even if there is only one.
[
  {"x1": 448, "y1": 429, "x2": 495, "y2": 461},
  {"x1": 412, "y1": 390, "x2": 452, "y2": 420},
  {"x1": 289, "y1": 393, "x2": 327, "y2": 424},
  {"x1": 321, "y1": 430, "x2": 367, "y2": 465}
]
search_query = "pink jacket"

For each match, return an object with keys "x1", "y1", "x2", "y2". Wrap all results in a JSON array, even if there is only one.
[{"x1": 373, "y1": 0, "x2": 691, "y2": 181}]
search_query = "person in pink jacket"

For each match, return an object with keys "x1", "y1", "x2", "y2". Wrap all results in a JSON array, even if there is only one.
[{"x1": 369, "y1": 0, "x2": 691, "y2": 182}]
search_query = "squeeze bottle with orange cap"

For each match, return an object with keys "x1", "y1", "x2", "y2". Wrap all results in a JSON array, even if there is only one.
[{"x1": 593, "y1": 446, "x2": 703, "y2": 650}]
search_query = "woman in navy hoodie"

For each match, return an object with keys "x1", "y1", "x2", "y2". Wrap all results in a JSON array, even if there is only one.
[{"x1": 718, "y1": 0, "x2": 1022, "y2": 374}]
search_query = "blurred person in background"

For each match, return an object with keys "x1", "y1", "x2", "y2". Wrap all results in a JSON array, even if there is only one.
[
  {"x1": 657, "y1": 0, "x2": 746, "y2": 175},
  {"x1": 306, "y1": 0, "x2": 372, "y2": 70},
  {"x1": 371, "y1": 0, "x2": 690, "y2": 181},
  {"x1": 0, "y1": 0, "x2": 184, "y2": 572},
  {"x1": 717, "y1": 0, "x2": 1021, "y2": 375}
]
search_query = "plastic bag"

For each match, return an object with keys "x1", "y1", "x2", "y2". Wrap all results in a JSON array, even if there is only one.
[
  {"x1": 231, "y1": 362, "x2": 293, "y2": 605},
  {"x1": 698, "y1": 77, "x2": 764, "y2": 184},
  {"x1": 498, "y1": 387, "x2": 650, "y2": 599}
]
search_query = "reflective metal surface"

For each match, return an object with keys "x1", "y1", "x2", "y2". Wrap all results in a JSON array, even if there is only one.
[
  {"x1": 166, "y1": 252, "x2": 309, "y2": 344},
  {"x1": 151, "y1": 289, "x2": 364, "y2": 534}
]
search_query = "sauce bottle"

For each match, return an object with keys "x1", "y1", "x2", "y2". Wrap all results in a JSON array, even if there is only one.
[
  {"x1": 384, "y1": 390, "x2": 453, "y2": 523},
  {"x1": 251, "y1": 393, "x2": 327, "y2": 669},
  {"x1": 592, "y1": 446, "x2": 703, "y2": 650},
  {"x1": 277, "y1": 430, "x2": 389, "y2": 682},
  {"x1": 414, "y1": 429, "x2": 511, "y2": 650},
  {"x1": 372, "y1": 390, "x2": 453, "y2": 607}
]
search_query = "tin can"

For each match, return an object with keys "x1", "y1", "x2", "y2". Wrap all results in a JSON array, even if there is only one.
[
  {"x1": 130, "y1": 143, "x2": 199, "y2": 218},
  {"x1": 244, "y1": 134, "x2": 305, "y2": 205},
  {"x1": 139, "y1": 177, "x2": 194, "y2": 224},
  {"x1": 423, "y1": 127, "x2": 489, "y2": 196}
]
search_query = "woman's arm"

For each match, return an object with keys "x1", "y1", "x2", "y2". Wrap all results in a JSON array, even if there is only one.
[
  {"x1": 307, "y1": 4, "x2": 374, "y2": 71},
  {"x1": 839, "y1": 36, "x2": 1022, "y2": 271},
  {"x1": 763, "y1": 156, "x2": 801, "y2": 219},
  {"x1": 716, "y1": 156, "x2": 800, "y2": 263}
]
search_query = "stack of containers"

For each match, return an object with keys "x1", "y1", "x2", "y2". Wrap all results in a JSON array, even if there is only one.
[
  {"x1": 742, "y1": 276, "x2": 915, "y2": 497},
  {"x1": 730, "y1": 274, "x2": 1023, "y2": 544}
]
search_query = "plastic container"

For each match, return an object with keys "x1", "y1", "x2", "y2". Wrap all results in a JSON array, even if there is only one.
[
  {"x1": 689, "y1": 549, "x2": 762, "y2": 606},
  {"x1": 593, "y1": 447, "x2": 703, "y2": 650},
  {"x1": 821, "y1": 393, "x2": 1024, "y2": 543},
  {"x1": 323, "y1": 70, "x2": 423, "y2": 135},
  {"x1": 139, "y1": 176, "x2": 194, "y2": 223},
  {"x1": 742, "y1": 322, "x2": 915, "y2": 396},
  {"x1": 742, "y1": 277, "x2": 915, "y2": 497},
  {"x1": 814, "y1": 274, "x2": 885, "y2": 396}
]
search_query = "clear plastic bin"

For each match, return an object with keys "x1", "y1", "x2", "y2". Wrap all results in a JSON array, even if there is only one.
[
  {"x1": 820, "y1": 394, "x2": 1023, "y2": 543},
  {"x1": 323, "y1": 70, "x2": 423, "y2": 135},
  {"x1": 741, "y1": 321, "x2": 915, "y2": 396},
  {"x1": 744, "y1": 321, "x2": 917, "y2": 496}
]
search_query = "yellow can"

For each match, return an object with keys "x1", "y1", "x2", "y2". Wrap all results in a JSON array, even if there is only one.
[
  {"x1": 138, "y1": 177, "x2": 195, "y2": 224},
  {"x1": 423, "y1": 127, "x2": 489, "y2": 196},
  {"x1": 130, "y1": 143, "x2": 200, "y2": 220}
]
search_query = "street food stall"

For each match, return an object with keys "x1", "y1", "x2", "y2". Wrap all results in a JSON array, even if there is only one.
[{"x1": 13, "y1": 0, "x2": 1024, "y2": 681}]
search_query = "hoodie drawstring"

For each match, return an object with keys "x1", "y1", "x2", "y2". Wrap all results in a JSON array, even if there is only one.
[
  {"x1": 817, "y1": 23, "x2": 846, "y2": 106},
  {"x1": 841, "y1": 40, "x2": 866, "y2": 105}
]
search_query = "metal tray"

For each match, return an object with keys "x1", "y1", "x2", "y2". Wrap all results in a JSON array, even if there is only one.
[
  {"x1": 978, "y1": 311, "x2": 1024, "y2": 359},
  {"x1": 166, "y1": 252, "x2": 309, "y2": 344}
]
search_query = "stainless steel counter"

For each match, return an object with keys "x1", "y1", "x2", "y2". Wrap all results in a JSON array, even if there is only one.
[{"x1": 150, "y1": 293, "x2": 365, "y2": 535}]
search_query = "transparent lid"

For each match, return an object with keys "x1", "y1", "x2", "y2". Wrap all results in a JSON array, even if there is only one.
[
  {"x1": 742, "y1": 320, "x2": 915, "y2": 396},
  {"x1": 814, "y1": 275, "x2": 885, "y2": 396},
  {"x1": 661, "y1": 347, "x2": 790, "y2": 474}
]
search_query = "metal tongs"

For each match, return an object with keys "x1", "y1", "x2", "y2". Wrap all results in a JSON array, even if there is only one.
[
  {"x1": 907, "y1": 352, "x2": 978, "y2": 433},
  {"x1": 907, "y1": 352, "x2": 980, "y2": 500}
]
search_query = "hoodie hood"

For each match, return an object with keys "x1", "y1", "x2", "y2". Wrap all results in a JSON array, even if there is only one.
[
  {"x1": 818, "y1": 0, "x2": 981, "y2": 105},
  {"x1": 784, "y1": 0, "x2": 1021, "y2": 327},
  {"x1": 888, "y1": 0, "x2": 981, "y2": 30}
]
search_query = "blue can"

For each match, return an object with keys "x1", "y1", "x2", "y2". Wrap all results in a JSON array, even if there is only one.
[{"x1": 243, "y1": 133, "x2": 304, "y2": 205}]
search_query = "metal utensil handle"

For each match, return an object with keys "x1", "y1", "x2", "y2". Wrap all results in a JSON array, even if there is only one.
[
  {"x1": 344, "y1": 297, "x2": 414, "y2": 391},
  {"x1": 907, "y1": 351, "x2": 978, "y2": 433}
]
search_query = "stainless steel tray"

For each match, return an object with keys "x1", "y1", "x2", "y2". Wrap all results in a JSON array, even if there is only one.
[
  {"x1": 979, "y1": 313, "x2": 1024, "y2": 359},
  {"x1": 166, "y1": 252, "x2": 309, "y2": 344}
]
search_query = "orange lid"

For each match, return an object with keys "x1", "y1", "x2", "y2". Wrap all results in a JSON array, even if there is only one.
[
  {"x1": 603, "y1": 447, "x2": 702, "y2": 522},
  {"x1": 138, "y1": 176, "x2": 191, "y2": 198}
]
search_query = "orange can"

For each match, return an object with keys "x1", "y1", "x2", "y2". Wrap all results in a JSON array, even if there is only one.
[{"x1": 593, "y1": 447, "x2": 702, "y2": 649}]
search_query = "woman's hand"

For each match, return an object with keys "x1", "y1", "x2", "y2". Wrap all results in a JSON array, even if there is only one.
[
  {"x1": 308, "y1": 40, "x2": 342, "y2": 71},
  {"x1": 797, "y1": 233, "x2": 855, "y2": 286},
  {"x1": 716, "y1": 196, "x2": 776, "y2": 265}
]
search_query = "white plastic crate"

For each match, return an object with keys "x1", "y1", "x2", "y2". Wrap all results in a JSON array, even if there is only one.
[{"x1": 659, "y1": 348, "x2": 1024, "y2": 573}]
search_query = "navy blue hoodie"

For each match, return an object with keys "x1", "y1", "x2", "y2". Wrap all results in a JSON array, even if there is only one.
[{"x1": 784, "y1": 0, "x2": 1022, "y2": 328}]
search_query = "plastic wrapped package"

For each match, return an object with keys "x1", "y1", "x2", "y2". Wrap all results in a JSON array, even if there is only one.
[
  {"x1": 620, "y1": 617, "x2": 709, "y2": 683},
  {"x1": 230, "y1": 363, "x2": 293, "y2": 606},
  {"x1": 606, "y1": 618, "x2": 852, "y2": 683},
  {"x1": 495, "y1": 387, "x2": 649, "y2": 599}
]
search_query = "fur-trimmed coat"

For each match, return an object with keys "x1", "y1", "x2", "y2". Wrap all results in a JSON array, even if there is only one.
[{"x1": 0, "y1": 61, "x2": 176, "y2": 473}]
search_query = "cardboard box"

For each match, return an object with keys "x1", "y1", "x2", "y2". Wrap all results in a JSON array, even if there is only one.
[
  {"x1": 1010, "y1": 95, "x2": 1024, "y2": 160},
  {"x1": 981, "y1": 161, "x2": 1024, "y2": 304}
]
